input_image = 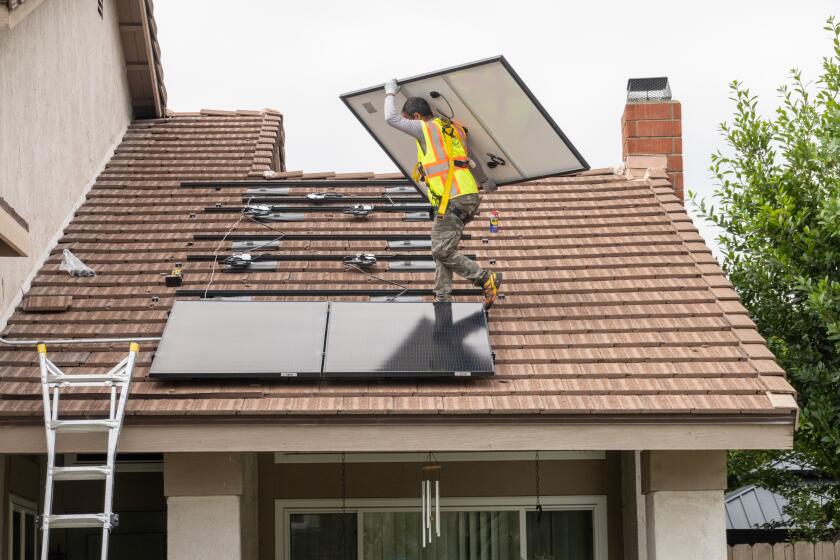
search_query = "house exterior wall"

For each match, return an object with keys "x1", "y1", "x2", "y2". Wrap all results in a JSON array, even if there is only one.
[
  {"x1": 0, "y1": 0, "x2": 132, "y2": 324},
  {"x1": 258, "y1": 453, "x2": 625, "y2": 560}
]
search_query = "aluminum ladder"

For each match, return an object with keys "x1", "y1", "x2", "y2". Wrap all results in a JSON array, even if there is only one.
[{"x1": 37, "y1": 342, "x2": 139, "y2": 560}]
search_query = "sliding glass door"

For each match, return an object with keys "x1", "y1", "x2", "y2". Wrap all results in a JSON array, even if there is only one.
[
  {"x1": 364, "y1": 511, "x2": 520, "y2": 560},
  {"x1": 278, "y1": 497, "x2": 605, "y2": 560}
]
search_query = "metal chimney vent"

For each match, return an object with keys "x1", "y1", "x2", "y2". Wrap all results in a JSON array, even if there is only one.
[{"x1": 626, "y1": 77, "x2": 671, "y2": 103}]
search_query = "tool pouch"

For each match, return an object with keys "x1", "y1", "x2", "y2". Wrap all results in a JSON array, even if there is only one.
[{"x1": 448, "y1": 204, "x2": 475, "y2": 225}]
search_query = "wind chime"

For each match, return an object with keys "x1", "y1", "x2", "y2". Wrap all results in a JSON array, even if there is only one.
[{"x1": 421, "y1": 455, "x2": 442, "y2": 548}]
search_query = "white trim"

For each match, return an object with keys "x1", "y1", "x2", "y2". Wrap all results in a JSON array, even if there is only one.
[
  {"x1": 8, "y1": 494, "x2": 38, "y2": 560},
  {"x1": 275, "y1": 496, "x2": 608, "y2": 560},
  {"x1": 0, "y1": 123, "x2": 129, "y2": 332},
  {"x1": 274, "y1": 451, "x2": 605, "y2": 464}
]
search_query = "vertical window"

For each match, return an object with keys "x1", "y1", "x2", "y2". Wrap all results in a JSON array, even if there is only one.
[
  {"x1": 9, "y1": 497, "x2": 37, "y2": 560},
  {"x1": 526, "y1": 510, "x2": 593, "y2": 560},
  {"x1": 364, "y1": 511, "x2": 520, "y2": 560},
  {"x1": 290, "y1": 513, "x2": 357, "y2": 560}
]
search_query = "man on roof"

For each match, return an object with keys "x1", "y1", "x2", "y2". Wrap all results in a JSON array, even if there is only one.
[{"x1": 384, "y1": 79, "x2": 502, "y2": 309}]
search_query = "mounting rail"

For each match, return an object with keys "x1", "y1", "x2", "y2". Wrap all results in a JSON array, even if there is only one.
[
  {"x1": 206, "y1": 205, "x2": 431, "y2": 214},
  {"x1": 194, "y1": 233, "x2": 470, "y2": 242},
  {"x1": 180, "y1": 179, "x2": 412, "y2": 188},
  {"x1": 176, "y1": 288, "x2": 483, "y2": 298}
]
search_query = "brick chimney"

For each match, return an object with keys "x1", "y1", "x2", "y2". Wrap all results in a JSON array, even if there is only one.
[{"x1": 621, "y1": 77, "x2": 683, "y2": 199}]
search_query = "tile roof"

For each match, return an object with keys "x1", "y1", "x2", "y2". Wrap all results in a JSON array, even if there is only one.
[{"x1": 0, "y1": 112, "x2": 797, "y2": 423}]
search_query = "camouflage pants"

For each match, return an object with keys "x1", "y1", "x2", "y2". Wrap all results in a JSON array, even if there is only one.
[{"x1": 430, "y1": 193, "x2": 486, "y2": 301}]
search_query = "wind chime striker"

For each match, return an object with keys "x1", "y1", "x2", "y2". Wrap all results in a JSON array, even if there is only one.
[{"x1": 421, "y1": 460, "x2": 442, "y2": 548}]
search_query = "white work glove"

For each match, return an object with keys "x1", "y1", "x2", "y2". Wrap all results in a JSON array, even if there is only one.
[
  {"x1": 385, "y1": 79, "x2": 400, "y2": 96},
  {"x1": 481, "y1": 179, "x2": 498, "y2": 192}
]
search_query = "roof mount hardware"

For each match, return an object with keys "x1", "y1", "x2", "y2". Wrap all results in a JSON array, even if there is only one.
[
  {"x1": 261, "y1": 213, "x2": 305, "y2": 222},
  {"x1": 243, "y1": 204, "x2": 272, "y2": 217},
  {"x1": 388, "y1": 239, "x2": 432, "y2": 250},
  {"x1": 389, "y1": 260, "x2": 436, "y2": 271},
  {"x1": 231, "y1": 240, "x2": 281, "y2": 251},
  {"x1": 245, "y1": 187, "x2": 290, "y2": 196},
  {"x1": 343, "y1": 204, "x2": 374, "y2": 218},
  {"x1": 307, "y1": 192, "x2": 343, "y2": 202},
  {"x1": 343, "y1": 253, "x2": 378, "y2": 268},
  {"x1": 224, "y1": 253, "x2": 253, "y2": 269},
  {"x1": 386, "y1": 185, "x2": 417, "y2": 194}
]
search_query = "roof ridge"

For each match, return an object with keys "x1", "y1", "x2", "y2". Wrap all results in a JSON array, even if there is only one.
[{"x1": 163, "y1": 108, "x2": 283, "y2": 118}]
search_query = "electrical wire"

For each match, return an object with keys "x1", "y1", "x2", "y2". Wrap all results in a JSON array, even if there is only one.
[
  {"x1": 202, "y1": 198, "x2": 288, "y2": 297},
  {"x1": 202, "y1": 212, "x2": 246, "y2": 298},
  {"x1": 343, "y1": 263, "x2": 409, "y2": 301}
]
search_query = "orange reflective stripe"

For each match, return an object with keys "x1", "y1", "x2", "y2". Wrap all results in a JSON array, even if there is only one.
[{"x1": 421, "y1": 121, "x2": 446, "y2": 162}]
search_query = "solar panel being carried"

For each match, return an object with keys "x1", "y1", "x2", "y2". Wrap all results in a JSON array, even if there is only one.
[{"x1": 340, "y1": 56, "x2": 589, "y2": 192}]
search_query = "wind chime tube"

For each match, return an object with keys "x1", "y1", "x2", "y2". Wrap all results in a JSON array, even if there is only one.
[
  {"x1": 426, "y1": 479, "x2": 432, "y2": 542},
  {"x1": 435, "y1": 479, "x2": 440, "y2": 537},
  {"x1": 421, "y1": 480, "x2": 427, "y2": 548}
]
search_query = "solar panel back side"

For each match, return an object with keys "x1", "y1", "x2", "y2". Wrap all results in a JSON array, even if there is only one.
[{"x1": 341, "y1": 56, "x2": 588, "y2": 190}]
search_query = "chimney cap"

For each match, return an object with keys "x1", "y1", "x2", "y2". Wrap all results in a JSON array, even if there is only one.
[{"x1": 626, "y1": 77, "x2": 671, "y2": 103}]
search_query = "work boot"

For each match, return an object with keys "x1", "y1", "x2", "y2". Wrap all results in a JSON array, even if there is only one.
[{"x1": 481, "y1": 271, "x2": 503, "y2": 310}]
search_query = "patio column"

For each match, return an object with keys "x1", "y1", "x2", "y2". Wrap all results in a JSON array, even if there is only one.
[
  {"x1": 164, "y1": 452, "x2": 258, "y2": 560},
  {"x1": 641, "y1": 450, "x2": 727, "y2": 560}
]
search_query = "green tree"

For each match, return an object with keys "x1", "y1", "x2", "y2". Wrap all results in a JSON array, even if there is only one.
[{"x1": 691, "y1": 17, "x2": 840, "y2": 541}]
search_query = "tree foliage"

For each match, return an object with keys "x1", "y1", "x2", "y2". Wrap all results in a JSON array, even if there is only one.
[{"x1": 691, "y1": 17, "x2": 840, "y2": 541}]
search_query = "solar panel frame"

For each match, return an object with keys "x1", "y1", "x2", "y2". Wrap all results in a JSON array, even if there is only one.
[
  {"x1": 149, "y1": 301, "x2": 495, "y2": 380},
  {"x1": 149, "y1": 301, "x2": 328, "y2": 379},
  {"x1": 322, "y1": 302, "x2": 495, "y2": 378}
]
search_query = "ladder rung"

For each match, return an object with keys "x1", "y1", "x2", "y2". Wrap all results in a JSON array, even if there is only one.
[
  {"x1": 48, "y1": 420, "x2": 117, "y2": 432},
  {"x1": 52, "y1": 466, "x2": 111, "y2": 481},
  {"x1": 47, "y1": 374, "x2": 128, "y2": 385},
  {"x1": 44, "y1": 514, "x2": 112, "y2": 529}
]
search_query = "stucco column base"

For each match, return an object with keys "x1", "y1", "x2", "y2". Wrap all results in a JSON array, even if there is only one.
[
  {"x1": 645, "y1": 489, "x2": 726, "y2": 560},
  {"x1": 641, "y1": 451, "x2": 727, "y2": 560},
  {"x1": 164, "y1": 453, "x2": 257, "y2": 560},
  {"x1": 168, "y1": 495, "x2": 242, "y2": 560}
]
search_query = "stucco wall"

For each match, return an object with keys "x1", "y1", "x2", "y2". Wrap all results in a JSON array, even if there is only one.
[{"x1": 0, "y1": 0, "x2": 132, "y2": 324}]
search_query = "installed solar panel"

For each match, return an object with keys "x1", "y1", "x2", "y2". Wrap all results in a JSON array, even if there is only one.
[
  {"x1": 149, "y1": 301, "x2": 327, "y2": 379},
  {"x1": 323, "y1": 302, "x2": 494, "y2": 378},
  {"x1": 341, "y1": 56, "x2": 588, "y2": 192}
]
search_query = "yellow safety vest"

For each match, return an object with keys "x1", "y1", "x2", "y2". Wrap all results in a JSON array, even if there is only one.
[{"x1": 413, "y1": 118, "x2": 479, "y2": 215}]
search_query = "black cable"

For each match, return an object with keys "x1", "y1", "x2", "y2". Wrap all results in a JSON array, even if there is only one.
[{"x1": 429, "y1": 91, "x2": 454, "y2": 120}]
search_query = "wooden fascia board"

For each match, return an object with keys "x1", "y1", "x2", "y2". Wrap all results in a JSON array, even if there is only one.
[
  {"x1": 0, "y1": 421, "x2": 794, "y2": 453},
  {"x1": 137, "y1": 0, "x2": 162, "y2": 118}
]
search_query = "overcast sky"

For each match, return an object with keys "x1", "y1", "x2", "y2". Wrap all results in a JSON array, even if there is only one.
[{"x1": 154, "y1": 0, "x2": 836, "y2": 244}]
